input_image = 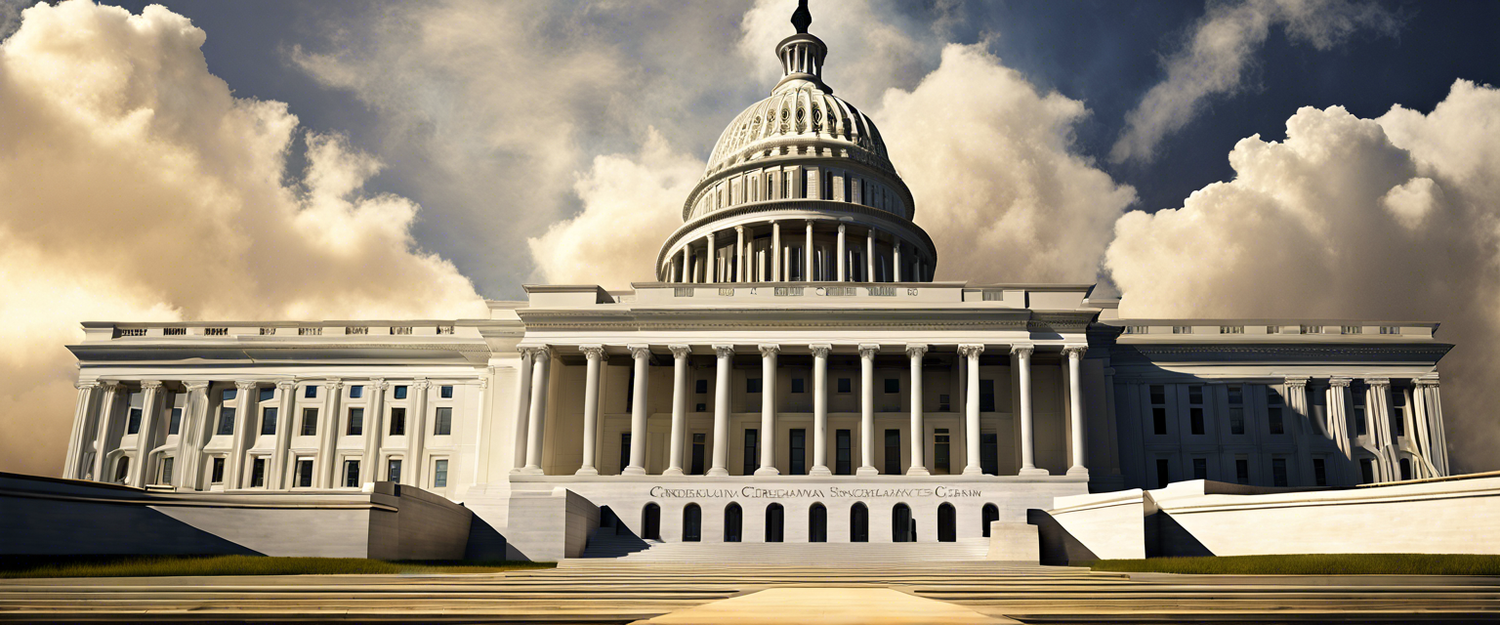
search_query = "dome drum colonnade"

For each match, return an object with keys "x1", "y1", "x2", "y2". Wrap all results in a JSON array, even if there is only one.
[{"x1": 655, "y1": 8, "x2": 936, "y2": 284}]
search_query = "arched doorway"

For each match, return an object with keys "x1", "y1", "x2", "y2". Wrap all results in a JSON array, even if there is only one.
[
  {"x1": 683, "y1": 504, "x2": 701, "y2": 542},
  {"x1": 981, "y1": 503, "x2": 999, "y2": 538},
  {"x1": 642, "y1": 503, "x2": 661, "y2": 540},
  {"x1": 725, "y1": 503, "x2": 743, "y2": 542},
  {"x1": 850, "y1": 503, "x2": 869, "y2": 543},
  {"x1": 938, "y1": 503, "x2": 956, "y2": 542},
  {"x1": 892, "y1": 503, "x2": 914, "y2": 543},
  {"x1": 809, "y1": 503, "x2": 828, "y2": 543},
  {"x1": 765, "y1": 503, "x2": 785, "y2": 542},
  {"x1": 113, "y1": 457, "x2": 130, "y2": 484}
]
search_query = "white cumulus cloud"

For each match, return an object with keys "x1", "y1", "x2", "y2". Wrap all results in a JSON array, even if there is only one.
[{"x1": 0, "y1": 0, "x2": 484, "y2": 476}]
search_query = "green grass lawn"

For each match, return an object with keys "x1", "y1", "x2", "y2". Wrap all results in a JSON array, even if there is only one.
[
  {"x1": 1093, "y1": 554, "x2": 1500, "y2": 576},
  {"x1": 0, "y1": 555, "x2": 555, "y2": 579}
]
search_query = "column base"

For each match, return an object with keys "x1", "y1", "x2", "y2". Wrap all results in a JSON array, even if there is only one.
[
  {"x1": 661, "y1": 467, "x2": 685, "y2": 476},
  {"x1": 810, "y1": 465, "x2": 832, "y2": 476},
  {"x1": 519, "y1": 466, "x2": 545, "y2": 476},
  {"x1": 961, "y1": 465, "x2": 984, "y2": 476},
  {"x1": 574, "y1": 467, "x2": 599, "y2": 476},
  {"x1": 1066, "y1": 465, "x2": 1090, "y2": 477},
  {"x1": 622, "y1": 466, "x2": 646, "y2": 476},
  {"x1": 754, "y1": 467, "x2": 781, "y2": 476},
  {"x1": 707, "y1": 467, "x2": 729, "y2": 477},
  {"x1": 856, "y1": 466, "x2": 878, "y2": 476},
  {"x1": 906, "y1": 466, "x2": 930, "y2": 476},
  {"x1": 1017, "y1": 467, "x2": 1050, "y2": 477}
]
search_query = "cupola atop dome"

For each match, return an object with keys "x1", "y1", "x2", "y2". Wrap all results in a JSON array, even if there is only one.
[{"x1": 655, "y1": 0, "x2": 936, "y2": 285}]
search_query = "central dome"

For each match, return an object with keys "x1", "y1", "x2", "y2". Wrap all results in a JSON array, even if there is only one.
[{"x1": 654, "y1": 2, "x2": 936, "y2": 285}]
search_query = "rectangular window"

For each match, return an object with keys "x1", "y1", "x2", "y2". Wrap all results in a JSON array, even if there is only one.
[
  {"x1": 837, "y1": 378, "x2": 852, "y2": 393},
  {"x1": 440, "y1": 385, "x2": 454, "y2": 399},
  {"x1": 934, "y1": 428, "x2": 951, "y2": 475},
  {"x1": 791, "y1": 378, "x2": 805, "y2": 393},
  {"x1": 1400, "y1": 458, "x2": 1412, "y2": 480},
  {"x1": 1228, "y1": 384, "x2": 1243, "y2": 404},
  {"x1": 343, "y1": 460, "x2": 360, "y2": 488},
  {"x1": 1353, "y1": 389, "x2": 1368, "y2": 436},
  {"x1": 884, "y1": 379, "x2": 899, "y2": 394},
  {"x1": 127, "y1": 408, "x2": 142, "y2": 434},
  {"x1": 979, "y1": 379, "x2": 996, "y2": 412},
  {"x1": 696, "y1": 402, "x2": 707, "y2": 412},
  {"x1": 981, "y1": 432, "x2": 998, "y2": 476},
  {"x1": 301, "y1": 408, "x2": 318, "y2": 436},
  {"x1": 347, "y1": 408, "x2": 364, "y2": 436},
  {"x1": 743, "y1": 429, "x2": 758, "y2": 475},
  {"x1": 1152, "y1": 408, "x2": 1168, "y2": 435},
  {"x1": 695, "y1": 379, "x2": 708, "y2": 394},
  {"x1": 258, "y1": 388, "x2": 274, "y2": 402},
  {"x1": 1313, "y1": 458, "x2": 1327, "y2": 486},
  {"x1": 1189, "y1": 385, "x2": 1204, "y2": 405},
  {"x1": 836, "y1": 429, "x2": 852, "y2": 475},
  {"x1": 620, "y1": 432, "x2": 632, "y2": 472},
  {"x1": 159, "y1": 457, "x2": 174, "y2": 485},
  {"x1": 938, "y1": 394, "x2": 950, "y2": 412},
  {"x1": 1392, "y1": 391, "x2": 1407, "y2": 436},
  {"x1": 1268, "y1": 407, "x2": 1284, "y2": 435},
  {"x1": 434, "y1": 407, "x2": 453, "y2": 435},
  {"x1": 626, "y1": 368, "x2": 634, "y2": 409},
  {"x1": 1272, "y1": 458, "x2": 1289, "y2": 487},
  {"x1": 394, "y1": 385, "x2": 408, "y2": 400},
  {"x1": 250, "y1": 458, "x2": 266, "y2": 488},
  {"x1": 217, "y1": 406, "x2": 235, "y2": 436},
  {"x1": 433, "y1": 459, "x2": 449, "y2": 488},
  {"x1": 884, "y1": 429, "x2": 901, "y2": 475},
  {"x1": 387, "y1": 458, "x2": 402, "y2": 482},
  {"x1": 747, "y1": 378, "x2": 762, "y2": 393},
  {"x1": 169, "y1": 408, "x2": 182, "y2": 435},
  {"x1": 1192, "y1": 458, "x2": 1207, "y2": 480},
  {"x1": 1230, "y1": 407, "x2": 1245, "y2": 435},
  {"x1": 304, "y1": 386, "x2": 317, "y2": 399},
  {"x1": 1235, "y1": 458, "x2": 1250, "y2": 484},
  {"x1": 389, "y1": 407, "x2": 406, "y2": 436},
  {"x1": 211, "y1": 457, "x2": 225, "y2": 484},
  {"x1": 1360, "y1": 458, "x2": 1375, "y2": 483},
  {"x1": 295, "y1": 459, "x2": 314, "y2": 487},
  {"x1": 691, "y1": 433, "x2": 706, "y2": 475},
  {"x1": 1156, "y1": 458, "x2": 1170, "y2": 489},
  {"x1": 350, "y1": 385, "x2": 364, "y2": 399},
  {"x1": 1150, "y1": 385, "x2": 1165, "y2": 405},
  {"x1": 260, "y1": 407, "x2": 277, "y2": 436},
  {"x1": 222, "y1": 388, "x2": 236, "y2": 402},
  {"x1": 790, "y1": 429, "x2": 806, "y2": 475},
  {"x1": 1190, "y1": 408, "x2": 1205, "y2": 436}
]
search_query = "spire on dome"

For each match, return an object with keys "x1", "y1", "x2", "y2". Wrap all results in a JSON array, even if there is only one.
[{"x1": 791, "y1": 0, "x2": 812, "y2": 34}]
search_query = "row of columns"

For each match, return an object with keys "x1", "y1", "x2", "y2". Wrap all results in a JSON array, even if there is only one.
[
  {"x1": 1320, "y1": 376, "x2": 1447, "y2": 481},
  {"x1": 67, "y1": 377, "x2": 446, "y2": 491},
  {"x1": 669, "y1": 221, "x2": 929, "y2": 284},
  {"x1": 510, "y1": 343, "x2": 1090, "y2": 477}
]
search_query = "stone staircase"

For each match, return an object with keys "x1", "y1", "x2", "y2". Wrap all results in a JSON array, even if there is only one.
[{"x1": 575, "y1": 533, "x2": 992, "y2": 564}]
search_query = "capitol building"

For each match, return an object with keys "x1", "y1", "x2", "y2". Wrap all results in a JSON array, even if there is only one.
[{"x1": 56, "y1": 4, "x2": 1453, "y2": 560}]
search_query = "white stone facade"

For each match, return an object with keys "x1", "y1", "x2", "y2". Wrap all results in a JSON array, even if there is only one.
[{"x1": 59, "y1": 4, "x2": 1452, "y2": 553}]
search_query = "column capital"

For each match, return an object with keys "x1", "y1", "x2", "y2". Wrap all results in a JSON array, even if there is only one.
[
  {"x1": 99, "y1": 379, "x2": 123, "y2": 391},
  {"x1": 628, "y1": 344, "x2": 652, "y2": 360},
  {"x1": 1415, "y1": 377, "x2": 1441, "y2": 387},
  {"x1": 758, "y1": 344, "x2": 781, "y2": 358},
  {"x1": 1364, "y1": 377, "x2": 1391, "y2": 387},
  {"x1": 1283, "y1": 376, "x2": 1310, "y2": 386},
  {"x1": 74, "y1": 381, "x2": 100, "y2": 391},
  {"x1": 958, "y1": 344, "x2": 986, "y2": 358},
  {"x1": 1329, "y1": 377, "x2": 1352, "y2": 388},
  {"x1": 184, "y1": 381, "x2": 211, "y2": 392},
  {"x1": 369, "y1": 378, "x2": 390, "y2": 391},
  {"x1": 669, "y1": 344, "x2": 692, "y2": 359},
  {"x1": 140, "y1": 380, "x2": 164, "y2": 391},
  {"x1": 235, "y1": 380, "x2": 259, "y2": 391},
  {"x1": 322, "y1": 378, "x2": 344, "y2": 391},
  {"x1": 904, "y1": 343, "x2": 928, "y2": 358},
  {"x1": 580, "y1": 344, "x2": 606, "y2": 360},
  {"x1": 810, "y1": 344, "x2": 832, "y2": 358},
  {"x1": 713, "y1": 344, "x2": 736, "y2": 358},
  {"x1": 1010, "y1": 344, "x2": 1035, "y2": 358},
  {"x1": 837, "y1": 223, "x2": 846, "y2": 232},
  {"x1": 412, "y1": 380, "x2": 432, "y2": 390},
  {"x1": 735, "y1": 224, "x2": 745, "y2": 233},
  {"x1": 275, "y1": 380, "x2": 296, "y2": 391},
  {"x1": 1062, "y1": 344, "x2": 1089, "y2": 358},
  {"x1": 858, "y1": 343, "x2": 880, "y2": 359},
  {"x1": 520, "y1": 345, "x2": 552, "y2": 361}
]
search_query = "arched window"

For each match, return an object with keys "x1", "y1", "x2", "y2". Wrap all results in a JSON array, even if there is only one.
[
  {"x1": 892, "y1": 503, "x2": 914, "y2": 543},
  {"x1": 981, "y1": 504, "x2": 999, "y2": 538},
  {"x1": 725, "y1": 503, "x2": 743, "y2": 543},
  {"x1": 850, "y1": 502, "x2": 869, "y2": 543},
  {"x1": 938, "y1": 503, "x2": 956, "y2": 543},
  {"x1": 642, "y1": 503, "x2": 661, "y2": 541},
  {"x1": 809, "y1": 503, "x2": 828, "y2": 543},
  {"x1": 683, "y1": 504, "x2": 701, "y2": 542},
  {"x1": 113, "y1": 457, "x2": 130, "y2": 484},
  {"x1": 765, "y1": 503, "x2": 785, "y2": 543}
]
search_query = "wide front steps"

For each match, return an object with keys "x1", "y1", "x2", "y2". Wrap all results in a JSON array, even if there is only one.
[{"x1": 574, "y1": 533, "x2": 991, "y2": 564}]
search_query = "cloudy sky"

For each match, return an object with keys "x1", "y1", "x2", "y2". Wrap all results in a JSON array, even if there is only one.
[{"x1": 2, "y1": 0, "x2": 1499, "y2": 477}]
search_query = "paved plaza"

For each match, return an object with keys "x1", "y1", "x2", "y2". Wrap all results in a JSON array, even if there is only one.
[{"x1": 3, "y1": 561, "x2": 1500, "y2": 623}]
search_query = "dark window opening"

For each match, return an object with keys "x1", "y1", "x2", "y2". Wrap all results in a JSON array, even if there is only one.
[
  {"x1": 790, "y1": 429, "x2": 806, "y2": 475},
  {"x1": 1313, "y1": 458, "x2": 1328, "y2": 486},
  {"x1": 884, "y1": 429, "x2": 901, "y2": 475},
  {"x1": 934, "y1": 428, "x2": 951, "y2": 475},
  {"x1": 892, "y1": 503, "x2": 915, "y2": 542},
  {"x1": 981, "y1": 504, "x2": 999, "y2": 538},
  {"x1": 691, "y1": 433, "x2": 706, "y2": 475},
  {"x1": 938, "y1": 503, "x2": 956, "y2": 542},
  {"x1": 809, "y1": 503, "x2": 828, "y2": 542},
  {"x1": 743, "y1": 429, "x2": 758, "y2": 475},
  {"x1": 683, "y1": 504, "x2": 701, "y2": 542},
  {"x1": 725, "y1": 503, "x2": 743, "y2": 542},
  {"x1": 836, "y1": 429, "x2": 852, "y2": 475},
  {"x1": 979, "y1": 379, "x2": 995, "y2": 412},
  {"x1": 764, "y1": 503, "x2": 784, "y2": 542},
  {"x1": 1192, "y1": 458, "x2": 1207, "y2": 480},
  {"x1": 850, "y1": 503, "x2": 869, "y2": 542},
  {"x1": 1155, "y1": 458, "x2": 1170, "y2": 489}
]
